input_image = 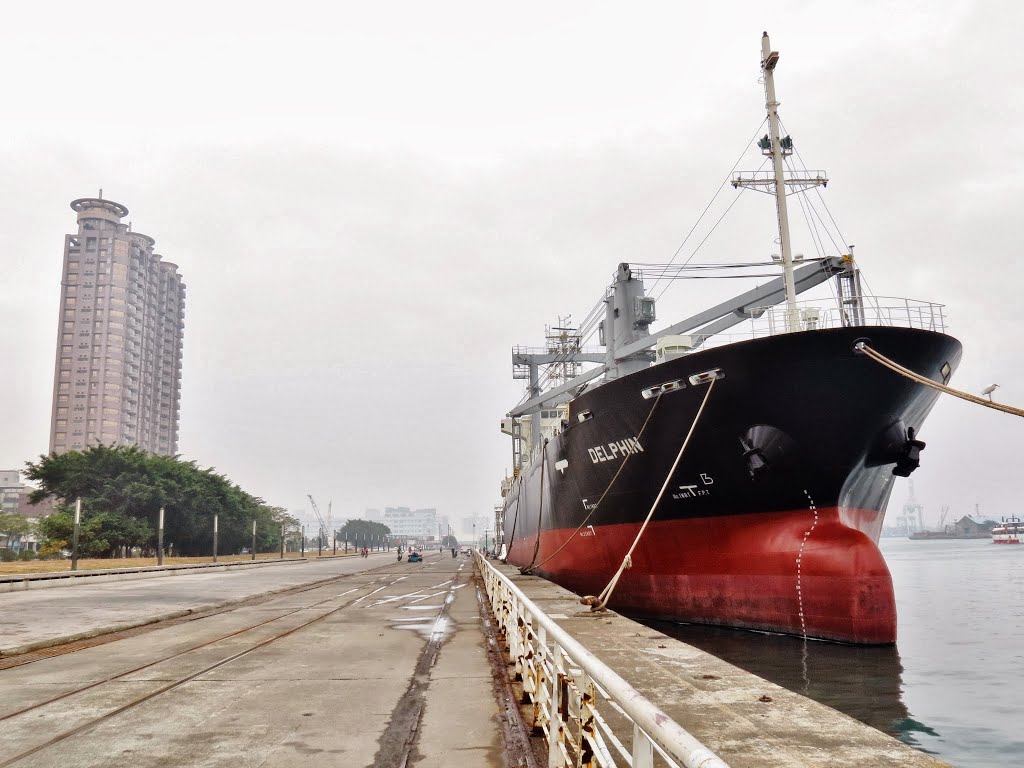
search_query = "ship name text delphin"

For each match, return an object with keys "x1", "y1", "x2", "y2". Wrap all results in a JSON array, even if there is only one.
[{"x1": 587, "y1": 437, "x2": 644, "y2": 463}]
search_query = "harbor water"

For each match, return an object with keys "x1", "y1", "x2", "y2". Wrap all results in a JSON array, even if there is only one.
[{"x1": 647, "y1": 538, "x2": 1024, "y2": 768}]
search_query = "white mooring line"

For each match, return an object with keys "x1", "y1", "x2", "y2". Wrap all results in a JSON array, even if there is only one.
[{"x1": 474, "y1": 552, "x2": 729, "y2": 768}]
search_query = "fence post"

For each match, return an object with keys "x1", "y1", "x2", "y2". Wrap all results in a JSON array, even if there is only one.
[
  {"x1": 157, "y1": 506, "x2": 165, "y2": 566},
  {"x1": 632, "y1": 723, "x2": 655, "y2": 768},
  {"x1": 71, "y1": 497, "x2": 81, "y2": 571},
  {"x1": 549, "y1": 642, "x2": 565, "y2": 767}
]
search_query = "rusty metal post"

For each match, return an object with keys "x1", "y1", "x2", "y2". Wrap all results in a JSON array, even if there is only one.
[
  {"x1": 157, "y1": 506, "x2": 165, "y2": 566},
  {"x1": 71, "y1": 498, "x2": 81, "y2": 571}
]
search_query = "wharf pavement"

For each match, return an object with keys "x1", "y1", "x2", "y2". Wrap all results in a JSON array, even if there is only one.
[
  {"x1": 0, "y1": 550, "x2": 504, "y2": 767},
  {"x1": 0, "y1": 550, "x2": 953, "y2": 767},
  {"x1": 486, "y1": 557, "x2": 952, "y2": 768}
]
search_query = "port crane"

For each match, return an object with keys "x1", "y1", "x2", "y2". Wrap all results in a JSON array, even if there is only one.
[{"x1": 307, "y1": 494, "x2": 333, "y2": 548}]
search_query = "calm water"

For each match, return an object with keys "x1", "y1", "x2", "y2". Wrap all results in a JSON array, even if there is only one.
[{"x1": 646, "y1": 538, "x2": 1024, "y2": 768}]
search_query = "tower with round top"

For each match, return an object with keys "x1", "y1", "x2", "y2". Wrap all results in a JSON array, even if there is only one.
[{"x1": 49, "y1": 195, "x2": 185, "y2": 456}]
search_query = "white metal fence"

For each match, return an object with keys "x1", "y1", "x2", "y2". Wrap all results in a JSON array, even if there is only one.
[
  {"x1": 475, "y1": 553, "x2": 729, "y2": 768},
  {"x1": 748, "y1": 296, "x2": 947, "y2": 335}
]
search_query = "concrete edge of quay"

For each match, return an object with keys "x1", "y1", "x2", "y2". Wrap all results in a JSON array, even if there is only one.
[
  {"x1": 0, "y1": 569, "x2": 353, "y2": 658},
  {"x1": 481, "y1": 557, "x2": 952, "y2": 768},
  {"x1": 0, "y1": 554, "x2": 361, "y2": 593}
]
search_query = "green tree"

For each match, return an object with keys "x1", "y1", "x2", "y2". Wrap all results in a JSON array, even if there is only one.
[
  {"x1": 25, "y1": 445, "x2": 285, "y2": 557},
  {"x1": 0, "y1": 513, "x2": 31, "y2": 550},
  {"x1": 339, "y1": 519, "x2": 392, "y2": 549},
  {"x1": 38, "y1": 508, "x2": 151, "y2": 558}
]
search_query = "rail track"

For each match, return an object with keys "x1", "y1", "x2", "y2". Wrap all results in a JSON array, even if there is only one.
[{"x1": 0, "y1": 562, "x2": 444, "y2": 767}]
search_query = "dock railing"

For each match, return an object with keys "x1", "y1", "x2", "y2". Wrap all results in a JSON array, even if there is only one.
[{"x1": 474, "y1": 552, "x2": 729, "y2": 768}]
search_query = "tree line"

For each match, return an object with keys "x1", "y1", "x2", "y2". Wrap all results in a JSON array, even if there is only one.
[
  {"x1": 25, "y1": 445, "x2": 295, "y2": 558},
  {"x1": 338, "y1": 519, "x2": 392, "y2": 548}
]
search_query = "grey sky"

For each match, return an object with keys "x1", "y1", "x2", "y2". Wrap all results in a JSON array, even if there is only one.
[{"x1": 1, "y1": 1, "x2": 1021, "y2": 533}]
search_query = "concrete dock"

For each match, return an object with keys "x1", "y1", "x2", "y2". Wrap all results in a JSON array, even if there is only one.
[
  {"x1": 0, "y1": 551, "x2": 952, "y2": 767},
  {"x1": 0, "y1": 551, "x2": 503, "y2": 767}
]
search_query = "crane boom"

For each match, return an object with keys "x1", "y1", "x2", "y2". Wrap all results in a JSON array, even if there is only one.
[{"x1": 307, "y1": 494, "x2": 330, "y2": 543}]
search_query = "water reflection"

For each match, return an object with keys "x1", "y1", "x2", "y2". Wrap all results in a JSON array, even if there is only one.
[{"x1": 643, "y1": 620, "x2": 939, "y2": 748}]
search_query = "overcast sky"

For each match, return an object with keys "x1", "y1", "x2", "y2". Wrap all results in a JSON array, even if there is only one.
[{"x1": 1, "y1": 1, "x2": 1021, "y2": 535}]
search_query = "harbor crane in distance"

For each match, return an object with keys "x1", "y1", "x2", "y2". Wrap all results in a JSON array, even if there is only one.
[{"x1": 307, "y1": 494, "x2": 332, "y2": 549}]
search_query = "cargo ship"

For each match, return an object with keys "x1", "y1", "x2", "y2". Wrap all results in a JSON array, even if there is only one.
[{"x1": 496, "y1": 33, "x2": 962, "y2": 645}]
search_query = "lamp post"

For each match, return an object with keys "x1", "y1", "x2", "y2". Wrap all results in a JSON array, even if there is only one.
[
  {"x1": 157, "y1": 506, "x2": 165, "y2": 566},
  {"x1": 71, "y1": 497, "x2": 81, "y2": 571}
]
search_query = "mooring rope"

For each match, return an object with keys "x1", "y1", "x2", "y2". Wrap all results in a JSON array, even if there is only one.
[
  {"x1": 856, "y1": 342, "x2": 1024, "y2": 418},
  {"x1": 500, "y1": 489, "x2": 523, "y2": 564},
  {"x1": 528, "y1": 391, "x2": 665, "y2": 573},
  {"x1": 519, "y1": 440, "x2": 548, "y2": 574},
  {"x1": 584, "y1": 378, "x2": 718, "y2": 612}
]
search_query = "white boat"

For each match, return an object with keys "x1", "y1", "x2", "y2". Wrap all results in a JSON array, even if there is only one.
[{"x1": 992, "y1": 517, "x2": 1023, "y2": 544}]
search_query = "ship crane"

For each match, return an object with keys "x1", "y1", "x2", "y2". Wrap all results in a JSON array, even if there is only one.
[{"x1": 507, "y1": 31, "x2": 863, "y2": 470}]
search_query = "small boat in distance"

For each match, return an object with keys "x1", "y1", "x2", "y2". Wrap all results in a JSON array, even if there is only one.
[{"x1": 992, "y1": 517, "x2": 1023, "y2": 544}]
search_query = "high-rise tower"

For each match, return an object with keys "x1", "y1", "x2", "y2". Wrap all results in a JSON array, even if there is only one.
[{"x1": 48, "y1": 196, "x2": 185, "y2": 455}]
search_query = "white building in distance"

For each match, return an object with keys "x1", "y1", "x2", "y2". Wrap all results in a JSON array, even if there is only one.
[{"x1": 383, "y1": 507, "x2": 437, "y2": 540}]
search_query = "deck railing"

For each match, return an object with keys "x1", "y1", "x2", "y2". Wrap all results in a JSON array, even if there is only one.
[
  {"x1": 747, "y1": 295, "x2": 947, "y2": 335},
  {"x1": 684, "y1": 295, "x2": 947, "y2": 351},
  {"x1": 475, "y1": 552, "x2": 729, "y2": 768}
]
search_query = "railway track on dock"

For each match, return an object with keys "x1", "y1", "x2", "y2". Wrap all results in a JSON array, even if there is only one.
[{"x1": 0, "y1": 561, "x2": 459, "y2": 767}]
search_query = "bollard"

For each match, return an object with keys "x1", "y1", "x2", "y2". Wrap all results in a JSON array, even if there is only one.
[
  {"x1": 318, "y1": 533, "x2": 322, "y2": 558},
  {"x1": 158, "y1": 506, "x2": 165, "y2": 566},
  {"x1": 301, "y1": 526, "x2": 305, "y2": 557},
  {"x1": 213, "y1": 514, "x2": 219, "y2": 563},
  {"x1": 71, "y1": 498, "x2": 82, "y2": 571},
  {"x1": 280, "y1": 524, "x2": 285, "y2": 559},
  {"x1": 333, "y1": 532, "x2": 337, "y2": 556},
  {"x1": 251, "y1": 519, "x2": 257, "y2": 561}
]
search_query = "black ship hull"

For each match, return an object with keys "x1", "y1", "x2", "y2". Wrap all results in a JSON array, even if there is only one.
[{"x1": 501, "y1": 326, "x2": 961, "y2": 644}]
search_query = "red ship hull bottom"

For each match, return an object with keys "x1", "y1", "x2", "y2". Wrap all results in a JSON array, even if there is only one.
[{"x1": 506, "y1": 507, "x2": 896, "y2": 645}]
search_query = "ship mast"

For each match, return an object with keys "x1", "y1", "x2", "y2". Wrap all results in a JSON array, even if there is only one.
[
  {"x1": 733, "y1": 32, "x2": 828, "y2": 332},
  {"x1": 761, "y1": 32, "x2": 799, "y2": 332}
]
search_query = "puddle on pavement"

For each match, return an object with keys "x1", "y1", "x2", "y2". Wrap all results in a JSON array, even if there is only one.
[
  {"x1": 390, "y1": 612, "x2": 455, "y2": 642},
  {"x1": 391, "y1": 621, "x2": 433, "y2": 635}
]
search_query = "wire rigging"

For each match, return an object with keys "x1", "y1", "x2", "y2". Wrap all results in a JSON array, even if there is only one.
[{"x1": 646, "y1": 118, "x2": 768, "y2": 299}]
